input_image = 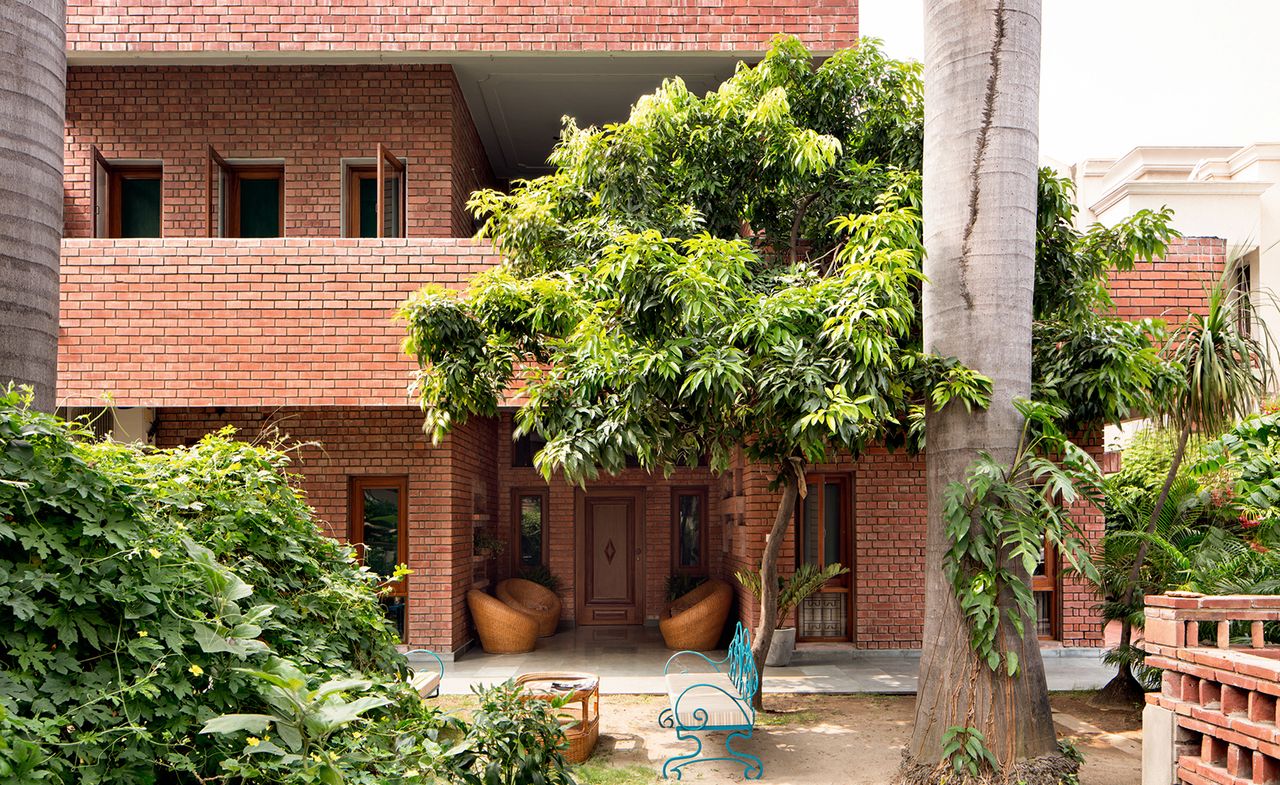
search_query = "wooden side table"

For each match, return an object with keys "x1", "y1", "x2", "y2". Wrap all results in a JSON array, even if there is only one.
[{"x1": 514, "y1": 671, "x2": 600, "y2": 763}]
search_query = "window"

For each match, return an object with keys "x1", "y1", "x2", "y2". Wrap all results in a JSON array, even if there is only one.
[
  {"x1": 795, "y1": 475, "x2": 852, "y2": 641},
  {"x1": 672, "y1": 489, "x2": 707, "y2": 574},
  {"x1": 344, "y1": 144, "x2": 406, "y2": 238},
  {"x1": 1032, "y1": 540, "x2": 1060, "y2": 640},
  {"x1": 512, "y1": 430, "x2": 547, "y2": 468},
  {"x1": 512, "y1": 489, "x2": 548, "y2": 570},
  {"x1": 207, "y1": 146, "x2": 284, "y2": 237},
  {"x1": 1235, "y1": 254, "x2": 1255, "y2": 337},
  {"x1": 350, "y1": 476, "x2": 408, "y2": 638},
  {"x1": 91, "y1": 147, "x2": 162, "y2": 238}
]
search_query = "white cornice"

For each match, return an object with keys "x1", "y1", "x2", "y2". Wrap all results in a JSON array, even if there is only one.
[
  {"x1": 65, "y1": 48, "x2": 814, "y2": 67},
  {"x1": 1090, "y1": 180, "x2": 1272, "y2": 216}
]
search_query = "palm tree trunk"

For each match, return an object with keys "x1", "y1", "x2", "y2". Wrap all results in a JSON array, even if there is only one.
[
  {"x1": 749, "y1": 460, "x2": 803, "y2": 712},
  {"x1": 905, "y1": 0, "x2": 1055, "y2": 779},
  {"x1": 0, "y1": 0, "x2": 65, "y2": 412}
]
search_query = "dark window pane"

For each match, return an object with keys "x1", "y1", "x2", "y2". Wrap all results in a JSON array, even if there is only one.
[
  {"x1": 238, "y1": 176, "x2": 281, "y2": 237},
  {"x1": 513, "y1": 431, "x2": 546, "y2": 467},
  {"x1": 120, "y1": 177, "x2": 161, "y2": 238},
  {"x1": 380, "y1": 596, "x2": 405, "y2": 639},
  {"x1": 518, "y1": 494, "x2": 543, "y2": 567},
  {"x1": 677, "y1": 494, "x2": 701, "y2": 568},
  {"x1": 802, "y1": 491, "x2": 820, "y2": 566},
  {"x1": 824, "y1": 482, "x2": 841, "y2": 566},
  {"x1": 361, "y1": 487, "x2": 400, "y2": 578},
  {"x1": 358, "y1": 176, "x2": 378, "y2": 237},
  {"x1": 382, "y1": 173, "x2": 401, "y2": 237}
]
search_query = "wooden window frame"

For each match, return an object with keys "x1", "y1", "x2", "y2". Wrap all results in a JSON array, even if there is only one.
[
  {"x1": 91, "y1": 146, "x2": 163, "y2": 239},
  {"x1": 1032, "y1": 540, "x2": 1061, "y2": 641},
  {"x1": 794, "y1": 473, "x2": 854, "y2": 643},
  {"x1": 376, "y1": 143, "x2": 405, "y2": 239},
  {"x1": 671, "y1": 487, "x2": 709, "y2": 576},
  {"x1": 206, "y1": 146, "x2": 284, "y2": 238},
  {"x1": 349, "y1": 476, "x2": 409, "y2": 598},
  {"x1": 510, "y1": 487, "x2": 550, "y2": 573}
]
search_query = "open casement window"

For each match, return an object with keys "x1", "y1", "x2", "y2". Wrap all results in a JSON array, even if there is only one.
[
  {"x1": 206, "y1": 146, "x2": 284, "y2": 238},
  {"x1": 795, "y1": 474, "x2": 853, "y2": 642},
  {"x1": 91, "y1": 146, "x2": 162, "y2": 238},
  {"x1": 344, "y1": 144, "x2": 405, "y2": 238},
  {"x1": 1032, "y1": 539, "x2": 1061, "y2": 640},
  {"x1": 511, "y1": 488, "x2": 549, "y2": 572},
  {"x1": 350, "y1": 476, "x2": 409, "y2": 639},
  {"x1": 671, "y1": 488, "x2": 708, "y2": 575}
]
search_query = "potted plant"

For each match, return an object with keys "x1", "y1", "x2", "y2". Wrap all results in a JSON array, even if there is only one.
[{"x1": 734, "y1": 562, "x2": 848, "y2": 666}]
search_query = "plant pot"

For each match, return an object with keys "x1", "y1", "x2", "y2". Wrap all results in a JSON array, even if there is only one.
[{"x1": 765, "y1": 627, "x2": 796, "y2": 667}]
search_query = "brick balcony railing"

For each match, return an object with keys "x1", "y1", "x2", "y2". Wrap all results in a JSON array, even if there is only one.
[{"x1": 1145, "y1": 594, "x2": 1280, "y2": 785}]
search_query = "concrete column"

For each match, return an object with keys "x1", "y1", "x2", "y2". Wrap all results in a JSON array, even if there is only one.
[{"x1": 1142, "y1": 703, "x2": 1177, "y2": 785}]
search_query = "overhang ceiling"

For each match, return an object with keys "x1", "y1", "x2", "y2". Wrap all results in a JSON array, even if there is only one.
[{"x1": 452, "y1": 56, "x2": 744, "y2": 180}]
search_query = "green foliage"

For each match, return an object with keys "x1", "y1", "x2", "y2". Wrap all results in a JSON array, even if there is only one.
[
  {"x1": 942, "y1": 400, "x2": 1102, "y2": 677},
  {"x1": 445, "y1": 681, "x2": 574, "y2": 785},
  {"x1": 941, "y1": 726, "x2": 998, "y2": 779},
  {"x1": 664, "y1": 574, "x2": 707, "y2": 603},
  {"x1": 403, "y1": 38, "x2": 992, "y2": 486},
  {"x1": 519, "y1": 564, "x2": 563, "y2": 594},
  {"x1": 734, "y1": 562, "x2": 849, "y2": 620}
]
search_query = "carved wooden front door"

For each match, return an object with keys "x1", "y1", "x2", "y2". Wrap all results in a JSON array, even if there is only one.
[{"x1": 580, "y1": 493, "x2": 643, "y2": 625}]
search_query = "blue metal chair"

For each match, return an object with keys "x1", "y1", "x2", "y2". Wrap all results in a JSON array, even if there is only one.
[
  {"x1": 657, "y1": 622, "x2": 762, "y2": 780},
  {"x1": 404, "y1": 649, "x2": 445, "y2": 698}
]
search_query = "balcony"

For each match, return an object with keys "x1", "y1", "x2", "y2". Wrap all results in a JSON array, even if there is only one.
[{"x1": 57, "y1": 238, "x2": 497, "y2": 408}]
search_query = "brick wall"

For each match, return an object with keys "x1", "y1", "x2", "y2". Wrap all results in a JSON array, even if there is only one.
[
  {"x1": 449, "y1": 75, "x2": 496, "y2": 237},
  {"x1": 152, "y1": 406, "x2": 486, "y2": 652},
  {"x1": 64, "y1": 65, "x2": 488, "y2": 240},
  {"x1": 57, "y1": 238, "x2": 499, "y2": 407},
  {"x1": 66, "y1": 0, "x2": 858, "y2": 56},
  {"x1": 1109, "y1": 236, "x2": 1224, "y2": 324}
]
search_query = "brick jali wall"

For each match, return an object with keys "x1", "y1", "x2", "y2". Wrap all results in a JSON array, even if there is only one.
[
  {"x1": 64, "y1": 65, "x2": 482, "y2": 239},
  {"x1": 65, "y1": 0, "x2": 858, "y2": 56}
]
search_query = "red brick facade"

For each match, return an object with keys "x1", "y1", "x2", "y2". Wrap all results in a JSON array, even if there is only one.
[
  {"x1": 66, "y1": 1, "x2": 858, "y2": 56},
  {"x1": 1109, "y1": 236, "x2": 1224, "y2": 324},
  {"x1": 64, "y1": 65, "x2": 492, "y2": 240}
]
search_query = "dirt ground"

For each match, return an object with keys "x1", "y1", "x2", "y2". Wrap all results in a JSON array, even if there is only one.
[{"x1": 437, "y1": 692, "x2": 1143, "y2": 785}]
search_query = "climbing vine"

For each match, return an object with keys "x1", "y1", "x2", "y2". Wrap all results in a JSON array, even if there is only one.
[{"x1": 940, "y1": 399, "x2": 1103, "y2": 779}]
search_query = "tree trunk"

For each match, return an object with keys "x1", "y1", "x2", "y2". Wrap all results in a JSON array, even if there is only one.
[
  {"x1": 905, "y1": 1, "x2": 1053, "y2": 781},
  {"x1": 0, "y1": 0, "x2": 65, "y2": 412},
  {"x1": 749, "y1": 461, "x2": 803, "y2": 711},
  {"x1": 1097, "y1": 619, "x2": 1145, "y2": 705}
]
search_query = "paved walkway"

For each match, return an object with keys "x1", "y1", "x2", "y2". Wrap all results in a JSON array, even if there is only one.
[{"x1": 413, "y1": 625, "x2": 1115, "y2": 695}]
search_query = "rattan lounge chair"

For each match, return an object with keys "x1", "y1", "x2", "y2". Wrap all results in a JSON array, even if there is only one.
[
  {"x1": 495, "y1": 578, "x2": 562, "y2": 637},
  {"x1": 466, "y1": 589, "x2": 539, "y2": 654},
  {"x1": 659, "y1": 578, "x2": 733, "y2": 651}
]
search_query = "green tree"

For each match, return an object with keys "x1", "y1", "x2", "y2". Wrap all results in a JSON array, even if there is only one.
[{"x1": 401, "y1": 39, "x2": 991, "y2": 709}]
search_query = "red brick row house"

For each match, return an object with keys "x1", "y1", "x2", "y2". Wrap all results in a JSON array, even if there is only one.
[{"x1": 57, "y1": 0, "x2": 1222, "y2": 657}]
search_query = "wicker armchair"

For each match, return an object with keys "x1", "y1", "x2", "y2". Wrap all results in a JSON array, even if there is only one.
[
  {"x1": 495, "y1": 578, "x2": 562, "y2": 637},
  {"x1": 467, "y1": 589, "x2": 539, "y2": 654},
  {"x1": 659, "y1": 578, "x2": 733, "y2": 651}
]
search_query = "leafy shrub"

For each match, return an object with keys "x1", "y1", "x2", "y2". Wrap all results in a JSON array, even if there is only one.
[
  {"x1": 0, "y1": 390, "x2": 454, "y2": 783},
  {"x1": 518, "y1": 564, "x2": 562, "y2": 594},
  {"x1": 664, "y1": 575, "x2": 707, "y2": 603},
  {"x1": 447, "y1": 682, "x2": 573, "y2": 785}
]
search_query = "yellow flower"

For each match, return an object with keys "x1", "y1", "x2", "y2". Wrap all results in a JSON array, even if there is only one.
[
  {"x1": 137, "y1": 630, "x2": 148, "y2": 638},
  {"x1": 188, "y1": 664, "x2": 204, "y2": 677},
  {"x1": 148, "y1": 548, "x2": 162, "y2": 559},
  {"x1": 245, "y1": 736, "x2": 261, "y2": 747}
]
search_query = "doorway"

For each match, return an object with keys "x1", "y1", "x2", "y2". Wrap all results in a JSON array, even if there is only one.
[{"x1": 576, "y1": 490, "x2": 645, "y2": 625}]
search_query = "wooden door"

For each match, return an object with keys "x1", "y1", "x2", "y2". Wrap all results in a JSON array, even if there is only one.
[
  {"x1": 795, "y1": 474, "x2": 854, "y2": 642},
  {"x1": 577, "y1": 492, "x2": 644, "y2": 625}
]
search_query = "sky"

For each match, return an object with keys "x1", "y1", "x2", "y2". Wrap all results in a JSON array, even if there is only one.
[{"x1": 858, "y1": 0, "x2": 1280, "y2": 165}]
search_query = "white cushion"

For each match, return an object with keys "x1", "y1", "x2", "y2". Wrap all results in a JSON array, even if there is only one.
[{"x1": 665, "y1": 672, "x2": 752, "y2": 728}]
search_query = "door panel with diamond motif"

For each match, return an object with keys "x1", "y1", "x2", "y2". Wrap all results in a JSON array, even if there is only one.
[{"x1": 581, "y1": 495, "x2": 642, "y2": 624}]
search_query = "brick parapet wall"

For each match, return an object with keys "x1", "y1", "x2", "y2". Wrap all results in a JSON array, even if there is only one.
[
  {"x1": 57, "y1": 238, "x2": 498, "y2": 408},
  {"x1": 1108, "y1": 236, "x2": 1225, "y2": 325},
  {"x1": 65, "y1": 1, "x2": 858, "y2": 56},
  {"x1": 64, "y1": 65, "x2": 495, "y2": 241}
]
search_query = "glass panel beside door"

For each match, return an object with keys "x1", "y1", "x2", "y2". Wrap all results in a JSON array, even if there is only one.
[
  {"x1": 796, "y1": 474, "x2": 852, "y2": 642},
  {"x1": 351, "y1": 476, "x2": 408, "y2": 639}
]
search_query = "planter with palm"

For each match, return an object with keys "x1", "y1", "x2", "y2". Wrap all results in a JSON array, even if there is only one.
[
  {"x1": 1103, "y1": 268, "x2": 1273, "y2": 702},
  {"x1": 734, "y1": 562, "x2": 848, "y2": 667}
]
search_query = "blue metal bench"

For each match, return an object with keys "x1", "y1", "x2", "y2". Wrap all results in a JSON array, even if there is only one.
[
  {"x1": 404, "y1": 649, "x2": 445, "y2": 698},
  {"x1": 657, "y1": 622, "x2": 762, "y2": 780}
]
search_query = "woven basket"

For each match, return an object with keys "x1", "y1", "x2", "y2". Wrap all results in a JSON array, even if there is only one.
[
  {"x1": 466, "y1": 589, "x2": 539, "y2": 654},
  {"x1": 495, "y1": 578, "x2": 562, "y2": 637},
  {"x1": 515, "y1": 672, "x2": 599, "y2": 764},
  {"x1": 659, "y1": 578, "x2": 733, "y2": 651}
]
